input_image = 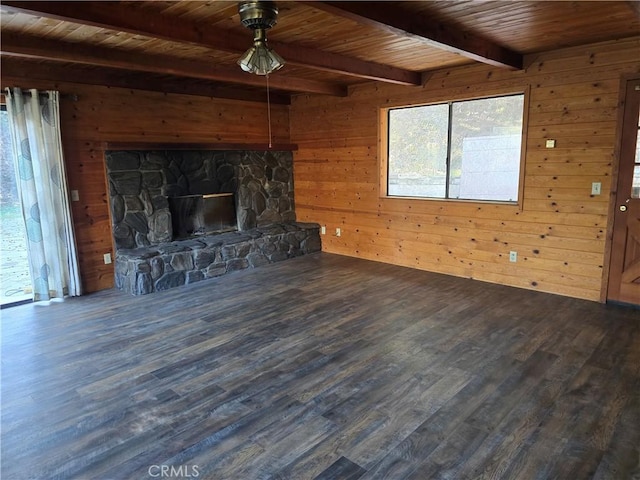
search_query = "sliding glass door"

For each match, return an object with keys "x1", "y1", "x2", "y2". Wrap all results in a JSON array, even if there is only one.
[{"x1": 0, "y1": 106, "x2": 32, "y2": 307}]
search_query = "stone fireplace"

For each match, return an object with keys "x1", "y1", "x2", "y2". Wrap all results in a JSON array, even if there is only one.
[
  {"x1": 105, "y1": 149, "x2": 320, "y2": 295},
  {"x1": 106, "y1": 150, "x2": 297, "y2": 249}
]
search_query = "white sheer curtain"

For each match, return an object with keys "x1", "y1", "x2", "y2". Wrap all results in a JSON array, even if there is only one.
[{"x1": 5, "y1": 88, "x2": 81, "y2": 301}]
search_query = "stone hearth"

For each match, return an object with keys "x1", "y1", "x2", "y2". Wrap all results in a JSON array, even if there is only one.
[{"x1": 115, "y1": 223, "x2": 321, "y2": 295}]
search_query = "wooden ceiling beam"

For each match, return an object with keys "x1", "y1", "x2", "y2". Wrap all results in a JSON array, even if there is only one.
[
  {"x1": 0, "y1": 58, "x2": 292, "y2": 105},
  {"x1": 0, "y1": 33, "x2": 347, "y2": 97},
  {"x1": 1, "y1": 1, "x2": 421, "y2": 86},
  {"x1": 312, "y1": 1, "x2": 523, "y2": 70}
]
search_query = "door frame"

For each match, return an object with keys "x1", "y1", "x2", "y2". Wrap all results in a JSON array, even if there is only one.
[{"x1": 601, "y1": 73, "x2": 640, "y2": 303}]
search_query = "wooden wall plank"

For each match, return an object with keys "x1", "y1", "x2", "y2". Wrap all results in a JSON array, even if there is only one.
[{"x1": 291, "y1": 37, "x2": 640, "y2": 302}]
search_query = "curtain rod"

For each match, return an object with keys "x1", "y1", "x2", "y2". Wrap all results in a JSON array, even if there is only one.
[{"x1": 4, "y1": 88, "x2": 78, "y2": 101}]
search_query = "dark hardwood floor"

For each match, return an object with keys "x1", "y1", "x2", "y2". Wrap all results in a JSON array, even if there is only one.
[{"x1": 1, "y1": 253, "x2": 639, "y2": 480}]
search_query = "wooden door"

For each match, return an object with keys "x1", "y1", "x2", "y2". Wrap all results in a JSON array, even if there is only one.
[{"x1": 607, "y1": 78, "x2": 640, "y2": 306}]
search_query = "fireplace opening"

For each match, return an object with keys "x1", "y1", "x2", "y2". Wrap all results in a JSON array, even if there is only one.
[{"x1": 169, "y1": 193, "x2": 237, "y2": 239}]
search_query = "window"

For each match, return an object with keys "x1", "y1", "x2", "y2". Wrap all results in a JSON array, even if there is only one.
[{"x1": 384, "y1": 93, "x2": 525, "y2": 203}]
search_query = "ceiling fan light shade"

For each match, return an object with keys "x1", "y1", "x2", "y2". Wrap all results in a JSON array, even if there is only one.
[{"x1": 238, "y1": 41, "x2": 285, "y2": 75}]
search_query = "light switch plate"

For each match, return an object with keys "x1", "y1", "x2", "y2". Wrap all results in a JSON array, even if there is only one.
[
  {"x1": 545, "y1": 139, "x2": 556, "y2": 148},
  {"x1": 591, "y1": 182, "x2": 601, "y2": 195},
  {"x1": 71, "y1": 190, "x2": 80, "y2": 202}
]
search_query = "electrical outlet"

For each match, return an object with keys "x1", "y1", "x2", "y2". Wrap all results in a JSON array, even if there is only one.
[
  {"x1": 335, "y1": 228, "x2": 341, "y2": 237},
  {"x1": 71, "y1": 190, "x2": 80, "y2": 202},
  {"x1": 591, "y1": 182, "x2": 601, "y2": 195},
  {"x1": 320, "y1": 225, "x2": 326, "y2": 235},
  {"x1": 509, "y1": 251, "x2": 517, "y2": 263},
  {"x1": 545, "y1": 139, "x2": 556, "y2": 148},
  {"x1": 103, "y1": 253, "x2": 112, "y2": 264}
]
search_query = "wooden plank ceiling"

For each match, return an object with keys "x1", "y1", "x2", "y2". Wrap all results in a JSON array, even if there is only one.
[{"x1": 1, "y1": 1, "x2": 639, "y2": 103}]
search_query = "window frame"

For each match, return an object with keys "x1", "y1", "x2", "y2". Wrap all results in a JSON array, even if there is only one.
[{"x1": 379, "y1": 88, "x2": 529, "y2": 207}]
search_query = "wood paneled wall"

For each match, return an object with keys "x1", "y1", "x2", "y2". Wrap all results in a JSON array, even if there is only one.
[
  {"x1": 291, "y1": 38, "x2": 640, "y2": 301},
  {"x1": 4, "y1": 37, "x2": 638, "y2": 299},
  {"x1": 1, "y1": 81, "x2": 289, "y2": 293}
]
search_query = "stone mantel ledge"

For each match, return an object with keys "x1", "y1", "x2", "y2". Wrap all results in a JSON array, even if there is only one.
[{"x1": 115, "y1": 222, "x2": 321, "y2": 295}]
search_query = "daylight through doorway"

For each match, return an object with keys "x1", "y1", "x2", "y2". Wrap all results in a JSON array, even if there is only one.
[{"x1": 0, "y1": 107, "x2": 32, "y2": 307}]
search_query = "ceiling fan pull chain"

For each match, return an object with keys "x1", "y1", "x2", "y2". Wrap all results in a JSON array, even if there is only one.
[{"x1": 267, "y1": 73, "x2": 272, "y2": 149}]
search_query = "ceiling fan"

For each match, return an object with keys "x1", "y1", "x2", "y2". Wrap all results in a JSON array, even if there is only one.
[{"x1": 237, "y1": 1, "x2": 285, "y2": 76}]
